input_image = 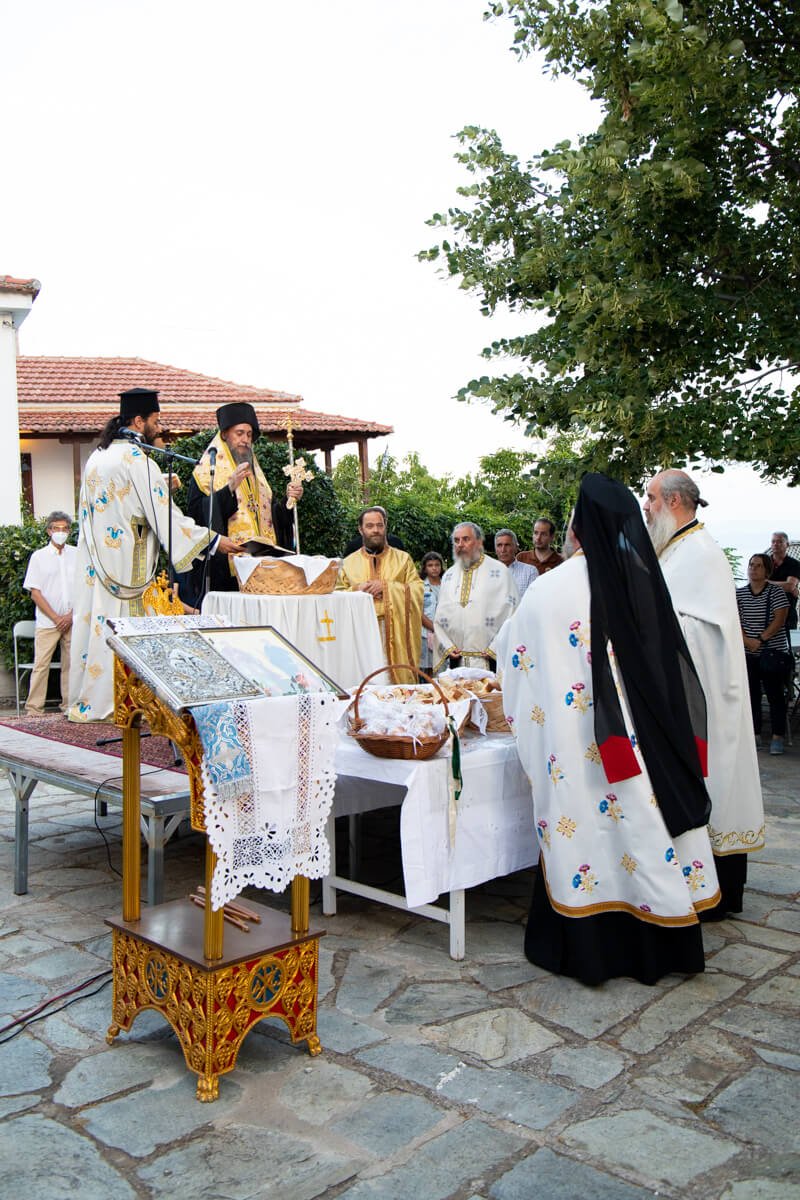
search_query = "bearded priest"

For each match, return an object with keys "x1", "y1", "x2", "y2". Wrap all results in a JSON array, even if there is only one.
[{"x1": 336, "y1": 506, "x2": 423, "y2": 684}]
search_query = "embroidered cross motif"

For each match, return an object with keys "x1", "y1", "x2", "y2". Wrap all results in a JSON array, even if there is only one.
[
  {"x1": 556, "y1": 815, "x2": 576, "y2": 838},
  {"x1": 317, "y1": 609, "x2": 336, "y2": 643}
]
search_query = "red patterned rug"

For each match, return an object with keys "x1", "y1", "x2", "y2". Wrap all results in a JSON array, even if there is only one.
[{"x1": 0, "y1": 713, "x2": 185, "y2": 771}]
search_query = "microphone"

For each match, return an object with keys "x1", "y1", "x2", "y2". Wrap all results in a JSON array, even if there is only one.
[
  {"x1": 208, "y1": 447, "x2": 217, "y2": 466},
  {"x1": 119, "y1": 427, "x2": 152, "y2": 454}
]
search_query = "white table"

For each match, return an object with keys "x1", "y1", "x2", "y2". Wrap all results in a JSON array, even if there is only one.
[
  {"x1": 324, "y1": 731, "x2": 538, "y2": 959},
  {"x1": 201, "y1": 591, "x2": 385, "y2": 690}
]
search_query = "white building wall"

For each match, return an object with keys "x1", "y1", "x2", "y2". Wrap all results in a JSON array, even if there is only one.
[
  {"x1": 24, "y1": 440, "x2": 76, "y2": 519},
  {"x1": 0, "y1": 310, "x2": 25, "y2": 524}
]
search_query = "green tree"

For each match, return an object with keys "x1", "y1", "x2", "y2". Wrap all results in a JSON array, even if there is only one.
[
  {"x1": 330, "y1": 447, "x2": 577, "y2": 561},
  {"x1": 421, "y1": 0, "x2": 800, "y2": 485},
  {"x1": 0, "y1": 518, "x2": 49, "y2": 669}
]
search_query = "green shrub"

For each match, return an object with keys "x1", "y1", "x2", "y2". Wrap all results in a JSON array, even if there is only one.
[{"x1": 0, "y1": 519, "x2": 54, "y2": 670}]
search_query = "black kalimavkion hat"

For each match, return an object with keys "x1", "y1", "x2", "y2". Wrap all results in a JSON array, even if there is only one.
[
  {"x1": 119, "y1": 387, "x2": 160, "y2": 421},
  {"x1": 216, "y1": 402, "x2": 260, "y2": 439}
]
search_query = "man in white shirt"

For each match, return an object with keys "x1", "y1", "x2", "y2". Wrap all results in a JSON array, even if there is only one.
[
  {"x1": 23, "y1": 511, "x2": 78, "y2": 715},
  {"x1": 494, "y1": 529, "x2": 538, "y2": 599}
]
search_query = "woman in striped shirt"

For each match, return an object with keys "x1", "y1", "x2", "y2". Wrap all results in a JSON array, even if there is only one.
[{"x1": 737, "y1": 553, "x2": 791, "y2": 755}]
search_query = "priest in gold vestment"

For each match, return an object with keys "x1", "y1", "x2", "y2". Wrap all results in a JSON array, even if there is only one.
[{"x1": 337, "y1": 507, "x2": 423, "y2": 683}]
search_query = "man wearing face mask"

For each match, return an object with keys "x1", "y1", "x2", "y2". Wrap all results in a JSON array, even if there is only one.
[
  {"x1": 22, "y1": 511, "x2": 78, "y2": 715},
  {"x1": 186, "y1": 403, "x2": 302, "y2": 598}
]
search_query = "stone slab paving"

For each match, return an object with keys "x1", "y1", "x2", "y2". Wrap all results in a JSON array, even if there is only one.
[{"x1": 0, "y1": 742, "x2": 798, "y2": 1199}]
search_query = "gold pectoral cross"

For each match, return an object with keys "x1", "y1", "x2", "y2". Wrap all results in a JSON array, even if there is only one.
[{"x1": 317, "y1": 609, "x2": 335, "y2": 643}]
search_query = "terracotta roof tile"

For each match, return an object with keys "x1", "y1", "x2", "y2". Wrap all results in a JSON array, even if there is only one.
[
  {"x1": 0, "y1": 276, "x2": 41, "y2": 298},
  {"x1": 16, "y1": 357, "x2": 392, "y2": 447}
]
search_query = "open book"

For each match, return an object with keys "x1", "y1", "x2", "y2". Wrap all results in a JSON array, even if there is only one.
[{"x1": 233, "y1": 538, "x2": 293, "y2": 558}]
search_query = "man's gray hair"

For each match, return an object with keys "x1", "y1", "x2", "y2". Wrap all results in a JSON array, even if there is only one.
[
  {"x1": 452, "y1": 521, "x2": 483, "y2": 542},
  {"x1": 658, "y1": 470, "x2": 708, "y2": 510},
  {"x1": 494, "y1": 528, "x2": 518, "y2": 548},
  {"x1": 45, "y1": 511, "x2": 72, "y2": 529},
  {"x1": 772, "y1": 531, "x2": 789, "y2": 542}
]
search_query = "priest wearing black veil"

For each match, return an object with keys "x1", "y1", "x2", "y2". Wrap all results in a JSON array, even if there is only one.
[{"x1": 495, "y1": 474, "x2": 721, "y2": 986}]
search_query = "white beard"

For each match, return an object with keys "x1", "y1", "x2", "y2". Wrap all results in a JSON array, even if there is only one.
[{"x1": 647, "y1": 507, "x2": 678, "y2": 555}]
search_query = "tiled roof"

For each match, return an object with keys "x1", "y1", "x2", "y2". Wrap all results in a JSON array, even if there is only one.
[
  {"x1": 16, "y1": 357, "x2": 391, "y2": 447},
  {"x1": 0, "y1": 276, "x2": 41, "y2": 298}
]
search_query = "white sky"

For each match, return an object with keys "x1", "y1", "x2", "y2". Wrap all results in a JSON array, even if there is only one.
[{"x1": 4, "y1": 0, "x2": 798, "y2": 568}]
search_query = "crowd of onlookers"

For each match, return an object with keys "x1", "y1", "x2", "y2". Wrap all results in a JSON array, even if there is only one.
[
  {"x1": 21, "y1": 500, "x2": 800, "y2": 755},
  {"x1": 735, "y1": 532, "x2": 799, "y2": 755}
]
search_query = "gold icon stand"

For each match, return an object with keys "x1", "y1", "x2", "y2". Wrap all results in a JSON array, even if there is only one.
[{"x1": 105, "y1": 659, "x2": 324, "y2": 1101}]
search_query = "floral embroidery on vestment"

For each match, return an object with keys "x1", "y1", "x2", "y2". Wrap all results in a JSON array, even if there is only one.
[
  {"x1": 565, "y1": 681, "x2": 592, "y2": 713},
  {"x1": 512, "y1": 644, "x2": 532, "y2": 672},
  {"x1": 571, "y1": 863, "x2": 598, "y2": 894},
  {"x1": 548, "y1": 754, "x2": 565, "y2": 785},
  {"x1": 599, "y1": 792, "x2": 624, "y2": 821}
]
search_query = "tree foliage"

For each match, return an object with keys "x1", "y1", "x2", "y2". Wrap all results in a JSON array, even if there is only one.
[
  {"x1": 331, "y1": 448, "x2": 575, "y2": 561},
  {"x1": 421, "y1": 0, "x2": 800, "y2": 485}
]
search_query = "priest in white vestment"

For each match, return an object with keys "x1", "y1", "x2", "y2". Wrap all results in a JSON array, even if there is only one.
[
  {"x1": 495, "y1": 474, "x2": 719, "y2": 985},
  {"x1": 644, "y1": 468, "x2": 765, "y2": 916},
  {"x1": 434, "y1": 522, "x2": 518, "y2": 671},
  {"x1": 68, "y1": 388, "x2": 239, "y2": 722}
]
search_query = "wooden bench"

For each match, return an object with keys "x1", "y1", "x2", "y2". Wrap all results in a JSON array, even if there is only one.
[{"x1": 0, "y1": 726, "x2": 191, "y2": 906}]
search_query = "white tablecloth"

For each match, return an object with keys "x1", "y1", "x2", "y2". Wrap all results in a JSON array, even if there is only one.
[
  {"x1": 334, "y1": 731, "x2": 538, "y2": 908},
  {"x1": 201, "y1": 591, "x2": 384, "y2": 691}
]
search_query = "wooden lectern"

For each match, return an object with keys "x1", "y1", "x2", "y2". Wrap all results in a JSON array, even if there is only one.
[{"x1": 105, "y1": 658, "x2": 324, "y2": 1101}]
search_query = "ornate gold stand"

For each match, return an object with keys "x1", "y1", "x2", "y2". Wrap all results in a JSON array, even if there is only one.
[{"x1": 105, "y1": 660, "x2": 324, "y2": 1101}]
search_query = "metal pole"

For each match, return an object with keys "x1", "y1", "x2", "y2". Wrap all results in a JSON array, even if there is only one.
[{"x1": 122, "y1": 724, "x2": 141, "y2": 922}]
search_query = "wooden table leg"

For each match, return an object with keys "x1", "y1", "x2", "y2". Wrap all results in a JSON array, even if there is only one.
[
  {"x1": 203, "y1": 843, "x2": 224, "y2": 961},
  {"x1": 291, "y1": 875, "x2": 310, "y2": 936}
]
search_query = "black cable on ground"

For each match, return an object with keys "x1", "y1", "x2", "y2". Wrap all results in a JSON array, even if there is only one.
[
  {"x1": 0, "y1": 970, "x2": 113, "y2": 1045},
  {"x1": 91, "y1": 763, "x2": 171, "y2": 878}
]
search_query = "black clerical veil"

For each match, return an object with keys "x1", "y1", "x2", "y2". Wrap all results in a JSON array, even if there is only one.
[{"x1": 572, "y1": 473, "x2": 710, "y2": 838}]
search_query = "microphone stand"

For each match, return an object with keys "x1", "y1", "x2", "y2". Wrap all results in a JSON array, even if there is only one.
[
  {"x1": 144, "y1": 443, "x2": 201, "y2": 590},
  {"x1": 204, "y1": 449, "x2": 217, "y2": 603}
]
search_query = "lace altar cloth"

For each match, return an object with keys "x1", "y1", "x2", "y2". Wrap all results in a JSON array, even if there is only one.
[{"x1": 190, "y1": 693, "x2": 349, "y2": 909}]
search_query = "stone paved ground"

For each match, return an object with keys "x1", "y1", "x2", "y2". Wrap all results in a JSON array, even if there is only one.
[{"x1": 0, "y1": 738, "x2": 798, "y2": 1200}]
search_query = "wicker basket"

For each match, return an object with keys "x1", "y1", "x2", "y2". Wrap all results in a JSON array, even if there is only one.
[
  {"x1": 471, "y1": 690, "x2": 510, "y2": 734},
  {"x1": 239, "y1": 558, "x2": 339, "y2": 596},
  {"x1": 348, "y1": 666, "x2": 452, "y2": 760}
]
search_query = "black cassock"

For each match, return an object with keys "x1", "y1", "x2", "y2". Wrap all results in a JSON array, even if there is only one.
[{"x1": 180, "y1": 477, "x2": 295, "y2": 606}]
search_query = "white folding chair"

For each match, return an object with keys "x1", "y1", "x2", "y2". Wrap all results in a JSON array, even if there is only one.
[
  {"x1": 13, "y1": 619, "x2": 61, "y2": 716},
  {"x1": 13, "y1": 620, "x2": 37, "y2": 716}
]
